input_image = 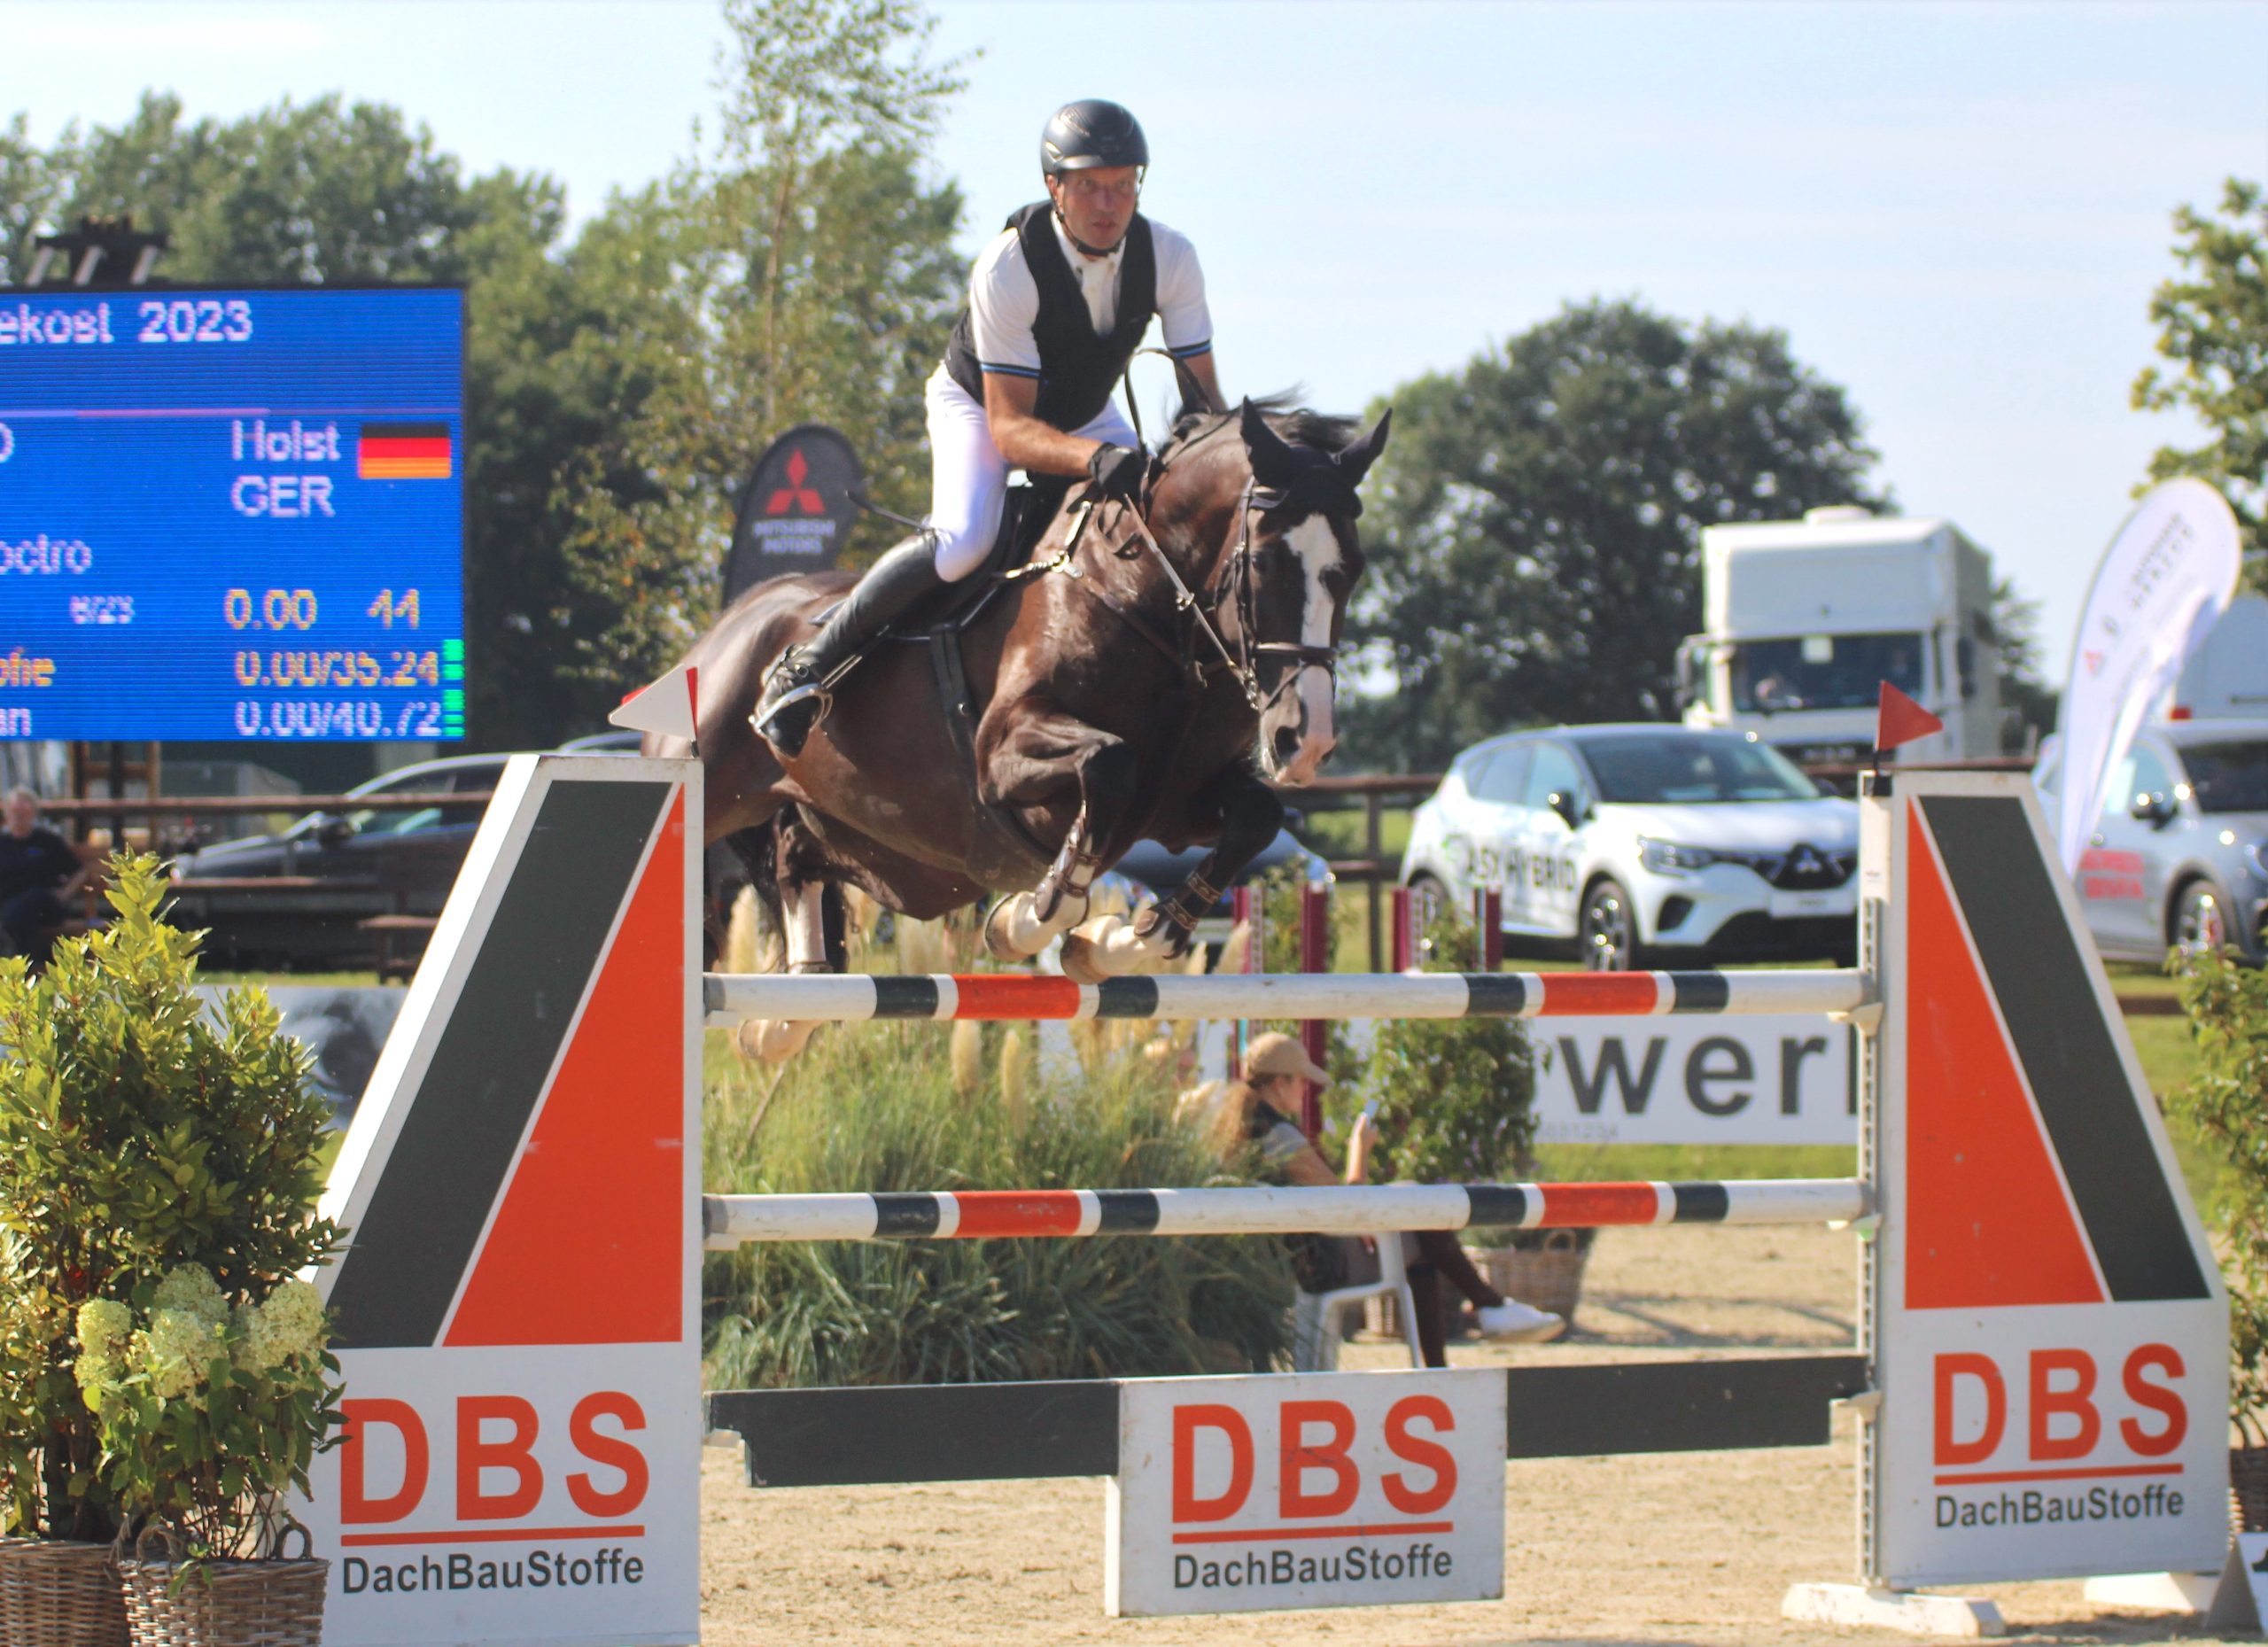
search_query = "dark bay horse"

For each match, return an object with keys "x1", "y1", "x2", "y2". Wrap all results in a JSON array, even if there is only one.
[{"x1": 644, "y1": 400, "x2": 1389, "y2": 1057}]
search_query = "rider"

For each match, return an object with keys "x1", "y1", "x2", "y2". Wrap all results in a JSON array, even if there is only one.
[{"x1": 754, "y1": 97, "x2": 1227, "y2": 757}]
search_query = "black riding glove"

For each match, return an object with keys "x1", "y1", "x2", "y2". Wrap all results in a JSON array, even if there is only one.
[{"x1": 1087, "y1": 443, "x2": 1144, "y2": 501}]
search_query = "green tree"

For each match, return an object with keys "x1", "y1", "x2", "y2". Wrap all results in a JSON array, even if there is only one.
[
  {"x1": 2134, "y1": 178, "x2": 2268, "y2": 562},
  {"x1": 553, "y1": 0, "x2": 968, "y2": 692},
  {"x1": 1346, "y1": 299, "x2": 1886, "y2": 771},
  {"x1": 1991, "y1": 574, "x2": 2058, "y2": 752}
]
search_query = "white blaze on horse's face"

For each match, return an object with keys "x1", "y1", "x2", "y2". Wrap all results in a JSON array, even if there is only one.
[{"x1": 1260, "y1": 515, "x2": 1342, "y2": 788}]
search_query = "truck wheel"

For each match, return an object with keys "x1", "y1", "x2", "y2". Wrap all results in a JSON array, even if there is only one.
[{"x1": 1580, "y1": 877, "x2": 1645, "y2": 972}]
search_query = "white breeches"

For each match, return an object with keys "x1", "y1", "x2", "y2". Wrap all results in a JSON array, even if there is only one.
[{"x1": 923, "y1": 367, "x2": 1138, "y2": 583}]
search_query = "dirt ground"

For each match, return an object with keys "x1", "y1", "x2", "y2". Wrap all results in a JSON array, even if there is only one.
[{"x1": 697, "y1": 1225, "x2": 2240, "y2": 1644}]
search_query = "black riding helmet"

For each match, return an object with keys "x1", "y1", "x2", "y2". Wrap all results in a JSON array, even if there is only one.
[{"x1": 1040, "y1": 99, "x2": 1148, "y2": 176}]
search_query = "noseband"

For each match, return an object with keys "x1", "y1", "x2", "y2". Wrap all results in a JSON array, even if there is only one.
[{"x1": 1104, "y1": 468, "x2": 1359, "y2": 715}]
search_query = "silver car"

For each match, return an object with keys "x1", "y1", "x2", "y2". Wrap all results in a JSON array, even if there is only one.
[{"x1": 2038, "y1": 719, "x2": 2268, "y2": 964}]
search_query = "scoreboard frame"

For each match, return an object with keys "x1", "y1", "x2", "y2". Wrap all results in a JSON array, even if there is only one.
[{"x1": 0, "y1": 281, "x2": 470, "y2": 743}]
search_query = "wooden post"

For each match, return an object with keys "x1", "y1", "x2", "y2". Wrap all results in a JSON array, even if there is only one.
[
  {"x1": 1364, "y1": 790, "x2": 1385, "y2": 972},
  {"x1": 1298, "y1": 879, "x2": 1330, "y2": 1138},
  {"x1": 1389, "y1": 886, "x2": 1415, "y2": 973},
  {"x1": 1473, "y1": 887, "x2": 1503, "y2": 971}
]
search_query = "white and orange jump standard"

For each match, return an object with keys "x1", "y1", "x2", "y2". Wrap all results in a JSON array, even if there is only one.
[{"x1": 291, "y1": 753, "x2": 2230, "y2": 1643}]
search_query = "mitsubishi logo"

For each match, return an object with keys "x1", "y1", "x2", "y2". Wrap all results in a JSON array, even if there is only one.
[
  {"x1": 765, "y1": 448, "x2": 826, "y2": 516},
  {"x1": 1786, "y1": 844, "x2": 1821, "y2": 877}
]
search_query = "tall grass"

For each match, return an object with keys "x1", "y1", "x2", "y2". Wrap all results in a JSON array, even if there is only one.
[{"x1": 703, "y1": 1019, "x2": 1292, "y2": 1391}]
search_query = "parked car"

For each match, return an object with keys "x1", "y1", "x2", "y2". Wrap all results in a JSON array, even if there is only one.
[
  {"x1": 2036, "y1": 719, "x2": 2268, "y2": 965},
  {"x1": 1401, "y1": 724, "x2": 1860, "y2": 969},
  {"x1": 169, "y1": 753, "x2": 510, "y2": 969}
]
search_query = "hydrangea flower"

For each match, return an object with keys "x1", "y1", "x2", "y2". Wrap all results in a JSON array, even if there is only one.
[{"x1": 233, "y1": 1279, "x2": 324, "y2": 1372}]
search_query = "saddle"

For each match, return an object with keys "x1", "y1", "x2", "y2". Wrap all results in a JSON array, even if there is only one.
[{"x1": 817, "y1": 474, "x2": 1078, "y2": 890}]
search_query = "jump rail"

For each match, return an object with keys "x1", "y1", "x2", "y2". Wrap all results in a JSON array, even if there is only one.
[
  {"x1": 702, "y1": 1177, "x2": 1871, "y2": 1248},
  {"x1": 701, "y1": 967, "x2": 1869, "y2": 1026}
]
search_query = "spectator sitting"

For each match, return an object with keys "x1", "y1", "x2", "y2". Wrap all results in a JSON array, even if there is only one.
[
  {"x1": 0, "y1": 788, "x2": 90, "y2": 968},
  {"x1": 1225, "y1": 1032, "x2": 1565, "y2": 1360}
]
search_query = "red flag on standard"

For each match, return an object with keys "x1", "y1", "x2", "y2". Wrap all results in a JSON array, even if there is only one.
[{"x1": 1876, "y1": 680, "x2": 1943, "y2": 754}]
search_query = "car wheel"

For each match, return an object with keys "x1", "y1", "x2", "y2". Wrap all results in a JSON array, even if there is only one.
[
  {"x1": 2173, "y1": 877, "x2": 2235, "y2": 959},
  {"x1": 1579, "y1": 877, "x2": 1644, "y2": 972}
]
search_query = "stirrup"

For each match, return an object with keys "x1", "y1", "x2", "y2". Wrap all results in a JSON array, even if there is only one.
[{"x1": 753, "y1": 679, "x2": 832, "y2": 757}]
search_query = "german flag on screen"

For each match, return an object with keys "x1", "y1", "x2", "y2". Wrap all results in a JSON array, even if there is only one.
[{"x1": 358, "y1": 423, "x2": 452, "y2": 480}]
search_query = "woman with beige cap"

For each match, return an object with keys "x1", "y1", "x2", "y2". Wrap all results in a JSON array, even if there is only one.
[{"x1": 1228, "y1": 1032, "x2": 1565, "y2": 1357}]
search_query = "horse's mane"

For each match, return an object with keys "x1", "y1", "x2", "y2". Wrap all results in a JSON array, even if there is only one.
[{"x1": 1162, "y1": 392, "x2": 1361, "y2": 462}]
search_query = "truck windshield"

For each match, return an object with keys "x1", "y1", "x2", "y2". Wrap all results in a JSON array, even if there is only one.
[
  {"x1": 1574, "y1": 734, "x2": 1821, "y2": 804},
  {"x1": 1731, "y1": 633, "x2": 1925, "y2": 713},
  {"x1": 2179, "y1": 742, "x2": 2268, "y2": 814}
]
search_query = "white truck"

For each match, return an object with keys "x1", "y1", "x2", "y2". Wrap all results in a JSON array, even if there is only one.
[{"x1": 1677, "y1": 507, "x2": 2002, "y2": 765}]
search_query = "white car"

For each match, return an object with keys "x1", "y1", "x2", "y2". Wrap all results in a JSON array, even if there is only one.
[{"x1": 1401, "y1": 724, "x2": 1860, "y2": 969}]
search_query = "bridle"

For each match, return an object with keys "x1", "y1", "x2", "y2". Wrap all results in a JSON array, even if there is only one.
[{"x1": 1098, "y1": 466, "x2": 1356, "y2": 716}]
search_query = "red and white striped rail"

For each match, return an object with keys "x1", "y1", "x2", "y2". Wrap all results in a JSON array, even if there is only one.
[
  {"x1": 701, "y1": 967, "x2": 1868, "y2": 1027},
  {"x1": 701, "y1": 1177, "x2": 1870, "y2": 1249}
]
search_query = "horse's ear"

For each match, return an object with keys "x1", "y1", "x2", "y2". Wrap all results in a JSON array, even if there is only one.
[
  {"x1": 1239, "y1": 400, "x2": 1305, "y2": 489},
  {"x1": 1333, "y1": 407, "x2": 1393, "y2": 486}
]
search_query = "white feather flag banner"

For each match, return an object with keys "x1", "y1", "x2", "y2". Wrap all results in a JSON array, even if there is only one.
[{"x1": 2054, "y1": 478, "x2": 2242, "y2": 874}]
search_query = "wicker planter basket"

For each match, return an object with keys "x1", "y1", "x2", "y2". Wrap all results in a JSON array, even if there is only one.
[
  {"x1": 1473, "y1": 1229, "x2": 1595, "y2": 1327},
  {"x1": 2231, "y1": 1444, "x2": 2268, "y2": 1535},
  {"x1": 115, "y1": 1527, "x2": 326, "y2": 1647},
  {"x1": 1363, "y1": 1231, "x2": 1598, "y2": 1340},
  {"x1": 0, "y1": 1535, "x2": 129, "y2": 1647}
]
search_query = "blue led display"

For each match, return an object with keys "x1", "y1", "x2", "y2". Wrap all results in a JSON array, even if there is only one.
[{"x1": 0, "y1": 286, "x2": 464, "y2": 741}]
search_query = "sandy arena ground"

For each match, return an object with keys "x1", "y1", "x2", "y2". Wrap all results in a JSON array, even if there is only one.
[{"x1": 696, "y1": 1224, "x2": 2240, "y2": 1644}]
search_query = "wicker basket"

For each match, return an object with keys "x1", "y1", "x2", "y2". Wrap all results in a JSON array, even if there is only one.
[
  {"x1": 2231, "y1": 1445, "x2": 2268, "y2": 1535},
  {"x1": 1473, "y1": 1230, "x2": 1594, "y2": 1327},
  {"x1": 115, "y1": 1527, "x2": 326, "y2": 1647},
  {"x1": 0, "y1": 1535, "x2": 129, "y2": 1647}
]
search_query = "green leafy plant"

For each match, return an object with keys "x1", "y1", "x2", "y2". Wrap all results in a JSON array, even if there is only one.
[
  {"x1": 2171, "y1": 947, "x2": 2268, "y2": 1447},
  {"x1": 703, "y1": 1016, "x2": 1293, "y2": 1390},
  {"x1": 0, "y1": 857, "x2": 342, "y2": 1544},
  {"x1": 1350, "y1": 908, "x2": 1539, "y2": 1190},
  {"x1": 73, "y1": 1265, "x2": 338, "y2": 1558}
]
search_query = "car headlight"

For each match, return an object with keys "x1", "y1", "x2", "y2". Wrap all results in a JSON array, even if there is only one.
[
  {"x1": 2249, "y1": 840, "x2": 2268, "y2": 881},
  {"x1": 1639, "y1": 838, "x2": 1718, "y2": 874}
]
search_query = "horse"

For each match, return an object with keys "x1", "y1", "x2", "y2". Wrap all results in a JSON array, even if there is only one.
[{"x1": 643, "y1": 398, "x2": 1389, "y2": 1058}]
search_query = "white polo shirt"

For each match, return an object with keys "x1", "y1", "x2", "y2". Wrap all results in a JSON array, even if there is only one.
[{"x1": 967, "y1": 213, "x2": 1213, "y2": 381}]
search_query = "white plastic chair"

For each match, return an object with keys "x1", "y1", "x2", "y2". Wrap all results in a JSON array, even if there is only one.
[{"x1": 1290, "y1": 1234, "x2": 1425, "y2": 1371}]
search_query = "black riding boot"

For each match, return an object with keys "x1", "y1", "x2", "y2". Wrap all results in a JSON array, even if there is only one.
[{"x1": 753, "y1": 532, "x2": 945, "y2": 757}]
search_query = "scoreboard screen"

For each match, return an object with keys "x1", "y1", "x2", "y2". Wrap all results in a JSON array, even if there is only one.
[{"x1": 0, "y1": 286, "x2": 465, "y2": 741}]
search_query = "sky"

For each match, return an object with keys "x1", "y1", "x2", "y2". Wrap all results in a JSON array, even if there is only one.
[{"x1": 9, "y1": 0, "x2": 2268, "y2": 678}]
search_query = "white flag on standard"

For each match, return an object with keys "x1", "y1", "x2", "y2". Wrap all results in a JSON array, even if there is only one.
[{"x1": 2054, "y1": 478, "x2": 2242, "y2": 874}]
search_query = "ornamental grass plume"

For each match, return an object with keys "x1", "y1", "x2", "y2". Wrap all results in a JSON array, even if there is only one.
[{"x1": 0, "y1": 855, "x2": 341, "y2": 1544}]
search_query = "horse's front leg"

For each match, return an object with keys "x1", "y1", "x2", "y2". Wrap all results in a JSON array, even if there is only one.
[
  {"x1": 739, "y1": 811, "x2": 842, "y2": 1062},
  {"x1": 979, "y1": 712, "x2": 1139, "y2": 963},
  {"x1": 1060, "y1": 769, "x2": 1285, "y2": 983}
]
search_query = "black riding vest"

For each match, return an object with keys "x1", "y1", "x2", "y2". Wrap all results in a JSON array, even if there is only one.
[{"x1": 944, "y1": 203, "x2": 1157, "y2": 432}]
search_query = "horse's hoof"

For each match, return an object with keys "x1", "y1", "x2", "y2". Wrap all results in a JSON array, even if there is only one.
[
  {"x1": 983, "y1": 897, "x2": 1027, "y2": 962},
  {"x1": 737, "y1": 1017, "x2": 819, "y2": 1063},
  {"x1": 1060, "y1": 933, "x2": 1107, "y2": 986}
]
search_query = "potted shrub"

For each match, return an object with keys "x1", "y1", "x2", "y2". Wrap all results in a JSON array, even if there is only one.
[
  {"x1": 0, "y1": 857, "x2": 341, "y2": 1643},
  {"x1": 2171, "y1": 948, "x2": 2268, "y2": 1528},
  {"x1": 1351, "y1": 909, "x2": 1566, "y2": 1337}
]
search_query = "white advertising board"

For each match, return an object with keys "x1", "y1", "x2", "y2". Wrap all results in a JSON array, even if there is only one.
[
  {"x1": 1871, "y1": 775, "x2": 2228, "y2": 1588},
  {"x1": 1531, "y1": 1015, "x2": 1855, "y2": 1146},
  {"x1": 297, "y1": 756, "x2": 703, "y2": 1644},
  {"x1": 1107, "y1": 1370, "x2": 1506, "y2": 1617}
]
